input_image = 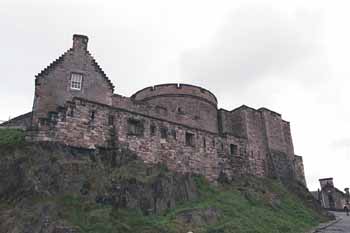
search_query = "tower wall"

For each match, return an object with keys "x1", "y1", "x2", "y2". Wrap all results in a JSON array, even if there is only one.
[
  {"x1": 130, "y1": 84, "x2": 218, "y2": 133},
  {"x1": 294, "y1": 155, "x2": 306, "y2": 186}
]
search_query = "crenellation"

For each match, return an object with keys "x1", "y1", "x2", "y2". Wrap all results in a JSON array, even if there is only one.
[{"x1": 3, "y1": 34, "x2": 307, "y2": 185}]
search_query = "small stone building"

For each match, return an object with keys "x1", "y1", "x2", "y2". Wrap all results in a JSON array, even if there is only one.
[
  {"x1": 1, "y1": 34, "x2": 306, "y2": 185},
  {"x1": 311, "y1": 178, "x2": 350, "y2": 210}
]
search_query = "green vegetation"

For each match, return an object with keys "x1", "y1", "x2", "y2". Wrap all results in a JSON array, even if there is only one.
[
  {"x1": 0, "y1": 128, "x2": 25, "y2": 146},
  {"x1": 59, "y1": 177, "x2": 325, "y2": 233},
  {"x1": 57, "y1": 195, "x2": 161, "y2": 233},
  {"x1": 0, "y1": 143, "x2": 328, "y2": 233}
]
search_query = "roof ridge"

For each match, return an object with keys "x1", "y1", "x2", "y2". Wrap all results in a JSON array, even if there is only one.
[
  {"x1": 34, "y1": 48, "x2": 115, "y2": 92},
  {"x1": 35, "y1": 48, "x2": 73, "y2": 79},
  {"x1": 86, "y1": 50, "x2": 115, "y2": 92}
]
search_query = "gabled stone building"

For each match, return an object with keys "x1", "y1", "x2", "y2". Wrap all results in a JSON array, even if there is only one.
[
  {"x1": 1, "y1": 34, "x2": 306, "y2": 184},
  {"x1": 311, "y1": 178, "x2": 350, "y2": 210}
]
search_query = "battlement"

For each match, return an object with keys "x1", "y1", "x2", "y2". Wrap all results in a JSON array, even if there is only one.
[{"x1": 131, "y1": 83, "x2": 218, "y2": 107}]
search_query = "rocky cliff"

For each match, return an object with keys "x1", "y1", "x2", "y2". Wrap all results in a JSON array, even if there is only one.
[{"x1": 0, "y1": 129, "x2": 331, "y2": 233}]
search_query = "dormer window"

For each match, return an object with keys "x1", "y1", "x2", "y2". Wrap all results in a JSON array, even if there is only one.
[{"x1": 70, "y1": 73, "x2": 83, "y2": 90}]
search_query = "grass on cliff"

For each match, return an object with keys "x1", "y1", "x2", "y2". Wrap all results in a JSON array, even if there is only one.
[
  {"x1": 0, "y1": 143, "x2": 326, "y2": 233},
  {"x1": 0, "y1": 128, "x2": 25, "y2": 146},
  {"x1": 58, "y1": 176, "x2": 326, "y2": 233}
]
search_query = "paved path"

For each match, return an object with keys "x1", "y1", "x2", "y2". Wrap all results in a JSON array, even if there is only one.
[{"x1": 315, "y1": 212, "x2": 350, "y2": 233}]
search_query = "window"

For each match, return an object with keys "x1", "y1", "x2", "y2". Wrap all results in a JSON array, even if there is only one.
[
  {"x1": 160, "y1": 127, "x2": 168, "y2": 139},
  {"x1": 185, "y1": 132, "x2": 195, "y2": 147},
  {"x1": 171, "y1": 129, "x2": 177, "y2": 140},
  {"x1": 203, "y1": 137, "x2": 206, "y2": 149},
  {"x1": 70, "y1": 73, "x2": 83, "y2": 90},
  {"x1": 230, "y1": 144, "x2": 238, "y2": 155},
  {"x1": 48, "y1": 112, "x2": 58, "y2": 122},
  {"x1": 150, "y1": 124, "x2": 156, "y2": 136},
  {"x1": 90, "y1": 111, "x2": 95, "y2": 121},
  {"x1": 108, "y1": 115, "x2": 114, "y2": 125},
  {"x1": 127, "y1": 119, "x2": 144, "y2": 136}
]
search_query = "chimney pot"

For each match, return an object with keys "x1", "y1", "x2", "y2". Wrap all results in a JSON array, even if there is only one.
[{"x1": 73, "y1": 34, "x2": 89, "y2": 50}]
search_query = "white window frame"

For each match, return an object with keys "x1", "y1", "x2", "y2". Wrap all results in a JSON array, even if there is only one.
[{"x1": 70, "y1": 73, "x2": 83, "y2": 90}]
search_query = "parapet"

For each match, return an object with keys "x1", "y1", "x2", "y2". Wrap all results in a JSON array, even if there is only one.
[
  {"x1": 131, "y1": 83, "x2": 218, "y2": 107},
  {"x1": 258, "y1": 107, "x2": 282, "y2": 117}
]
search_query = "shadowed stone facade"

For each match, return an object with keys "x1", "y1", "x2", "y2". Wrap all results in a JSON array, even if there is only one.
[
  {"x1": 2, "y1": 34, "x2": 306, "y2": 185},
  {"x1": 311, "y1": 178, "x2": 350, "y2": 210}
]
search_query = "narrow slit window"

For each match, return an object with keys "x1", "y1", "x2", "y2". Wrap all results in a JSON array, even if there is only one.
[
  {"x1": 70, "y1": 73, "x2": 83, "y2": 90},
  {"x1": 185, "y1": 132, "x2": 195, "y2": 147},
  {"x1": 91, "y1": 111, "x2": 95, "y2": 121},
  {"x1": 172, "y1": 129, "x2": 177, "y2": 140},
  {"x1": 160, "y1": 127, "x2": 168, "y2": 139},
  {"x1": 150, "y1": 124, "x2": 156, "y2": 136},
  {"x1": 230, "y1": 144, "x2": 238, "y2": 155},
  {"x1": 108, "y1": 115, "x2": 114, "y2": 125}
]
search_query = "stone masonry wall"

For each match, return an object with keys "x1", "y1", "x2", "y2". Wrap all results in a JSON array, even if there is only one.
[
  {"x1": 131, "y1": 84, "x2": 217, "y2": 105},
  {"x1": 244, "y1": 108, "x2": 269, "y2": 177},
  {"x1": 282, "y1": 121, "x2": 295, "y2": 158},
  {"x1": 294, "y1": 155, "x2": 306, "y2": 186},
  {"x1": 127, "y1": 84, "x2": 218, "y2": 133},
  {"x1": 32, "y1": 35, "x2": 114, "y2": 127},
  {"x1": 31, "y1": 98, "x2": 254, "y2": 182},
  {"x1": 218, "y1": 108, "x2": 247, "y2": 138},
  {"x1": 28, "y1": 95, "x2": 306, "y2": 184},
  {"x1": 137, "y1": 95, "x2": 218, "y2": 133},
  {"x1": 218, "y1": 106, "x2": 304, "y2": 181},
  {"x1": 260, "y1": 109, "x2": 287, "y2": 155}
]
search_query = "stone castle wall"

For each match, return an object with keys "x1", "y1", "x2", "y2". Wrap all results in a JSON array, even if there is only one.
[
  {"x1": 19, "y1": 34, "x2": 307, "y2": 185},
  {"x1": 131, "y1": 84, "x2": 217, "y2": 105},
  {"x1": 217, "y1": 105, "x2": 299, "y2": 180},
  {"x1": 243, "y1": 107, "x2": 269, "y2": 177},
  {"x1": 294, "y1": 155, "x2": 306, "y2": 186},
  {"x1": 28, "y1": 94, "x2": 306, "y2": 184},
  {"x1": 30, "y1": 97, "x2": 254, "y2": 181},
  {"x1": 127, "y1": 84, "x2": 218, "y2": 133}
]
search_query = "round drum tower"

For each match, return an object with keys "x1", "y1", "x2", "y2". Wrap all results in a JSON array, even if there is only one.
[{"x1": 131, "y1": 83, "x2": 218, "y2": 133}]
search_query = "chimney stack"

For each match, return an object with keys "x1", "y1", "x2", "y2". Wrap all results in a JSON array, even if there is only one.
[{"x1": 73, "y1": 34, "x2": 88, "y2": 51}]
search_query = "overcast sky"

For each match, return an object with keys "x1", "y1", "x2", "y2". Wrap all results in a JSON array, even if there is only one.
[{"x1": 1, "y1": 0, "x2": 349, "y2": 191}]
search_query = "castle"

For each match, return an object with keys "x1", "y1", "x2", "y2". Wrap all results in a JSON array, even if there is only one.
[{"x1": 1, "y1": 34, "x2": 306, "y2": 185}]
